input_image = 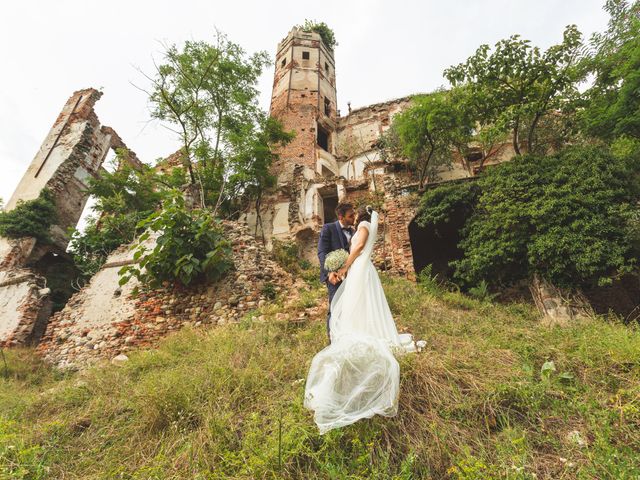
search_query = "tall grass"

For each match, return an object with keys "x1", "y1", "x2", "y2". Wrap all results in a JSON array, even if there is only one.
[{"x1": 1, "y1": 276, "x2": 639, "y2": 479}]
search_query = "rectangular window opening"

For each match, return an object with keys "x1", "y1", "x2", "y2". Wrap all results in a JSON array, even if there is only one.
[
  {"x1": 317, "y1": 125, "x2": 330, "y2": 151},
  {"x1": 281, "y1": 58, "x2": 286, "y2": 68},
  {"x1": 325, "y1": 62, "x2": 329, "y2": 73},
  {"x1": 465, "y1": 151, "x2": 484, "y2": 163},
  {"x1": 302, "y1": 51, "x2": 310, "y2": 60},
  {"x1": 324, "y1": 98, "x2": 331, "y2": 117}
]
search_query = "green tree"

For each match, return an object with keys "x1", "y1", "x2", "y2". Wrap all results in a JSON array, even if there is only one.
[
  {"x1": 68, "y1": 154, "x2": 183, "y2": 277},
  {"x1": 450, "y1": 145, "x2": 638, "y2": 289},
  {"x1": 387, "y1": 91, "x2": 473, "y2": 188},
  {"x1": 223, "y1": 114, "x2": 295, "y2": 235},
  {"x1": 445, "y1": 25, "x2": 584, "y2": 155},
  {"x1": 581, "y1": 0, "x2": 640, "y2": 141},
  {"x1": 448, "y1": 85, "x2": 510, "y2": 170},
  {"x1": 142, "y1": 30, "x2": 292, "y2": 212}
]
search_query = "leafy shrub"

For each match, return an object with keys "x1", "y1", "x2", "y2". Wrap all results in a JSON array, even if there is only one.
[
  {"x1": 416, "y1": 264, "x2": 442, "y2": 295},
  {"x1": 452, "y1": 145, "x2": 639, "y2": 289},
  {"x1": 416, "y1": 181, "x2": 480, "y2": 229},
  {"x1": 467, "y1": 280, "x2": 498, "y2": 302},
  {"x1": 68, "y1": 158, "x2": 179, "y2": 277},
  {"x1": 0, "y1": 189, "x2": 56, "y2": 243},
  {"x1": 261, "y1": 282, "x2": 277, "y2": 300},
  {"x1": 271, "y1": 239, "x2": 310, "y2": 274},
  {"x1": 119, "y1": 194, "x2": 233, "y2": 287}
]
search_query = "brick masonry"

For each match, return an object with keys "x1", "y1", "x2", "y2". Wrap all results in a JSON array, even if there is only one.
[
  {"x1": 0, "y1": 89, "x2": 139, "y2": 348},
  {"x1": 36, "y1": 221, "x2": 298, "y2": 369}
]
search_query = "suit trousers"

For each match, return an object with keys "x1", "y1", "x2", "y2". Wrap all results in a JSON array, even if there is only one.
[{"x1": 325, "y1": 280, "x2": 341, "y2": 341}]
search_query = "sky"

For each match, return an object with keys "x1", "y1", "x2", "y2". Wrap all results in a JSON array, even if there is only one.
[{"x1": 0, "y1": 0, "x2": 611, "y2": 206}]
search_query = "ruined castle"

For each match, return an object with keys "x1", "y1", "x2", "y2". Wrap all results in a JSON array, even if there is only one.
[
  {"x1": 245, "y1": 27, "x2": 515, "y2": 271},
  {"x1": 0, "y1": 27, "x2": 540, "y2": 359}
]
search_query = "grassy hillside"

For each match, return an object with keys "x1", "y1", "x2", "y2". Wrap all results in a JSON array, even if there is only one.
[{"x1": 1, "y1": 274, "x2": 640, "y2": 479}]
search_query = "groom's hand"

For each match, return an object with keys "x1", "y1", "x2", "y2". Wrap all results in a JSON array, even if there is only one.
[{"x1": 328, "y1": 272, "x2": 338, "y2": 285}]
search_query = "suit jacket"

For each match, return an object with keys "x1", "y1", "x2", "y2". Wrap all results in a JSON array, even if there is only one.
[{"x1": 318, "y1": 221, "x2": 351, "y2": 283}]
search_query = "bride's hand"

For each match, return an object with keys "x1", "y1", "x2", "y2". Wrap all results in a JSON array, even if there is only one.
[{"x1": 337, "y1": 267, "x2": 348, "y2": 280}]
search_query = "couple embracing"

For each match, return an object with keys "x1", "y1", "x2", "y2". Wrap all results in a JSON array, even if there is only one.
[{"x1": 304, "y1": 202, "x2": 415, "y2": 434}]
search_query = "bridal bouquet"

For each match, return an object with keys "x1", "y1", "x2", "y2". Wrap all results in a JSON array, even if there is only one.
[{"x1": 324, "y1": 249, "x2": 349, "y2": 272}]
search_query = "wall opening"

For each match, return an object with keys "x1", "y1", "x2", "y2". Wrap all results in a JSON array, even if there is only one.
[
  {"x1": 29, "y1": 251, "x2": 81, "y2": 314},
  {"x1": 465, "y1": 150, "x2": 483, "y2": 163},
  {"x1": 408, "y1": 207, "x2": 468, "y2": 280},
  {"x1": 317, "y1": 125, "x2": 330, "y2": 151},
  {"x1": 302, "y1": 51, "x2": 310, "y2": 60},
  {"x1": 281, "y1": 58, "x2": 286, "y2": 68},
  {"x1": 321, "y1": 165, "x2": 334, "y2": 177},
  {"x1": 324, "y1": 98, "x2": 331, "y2": 117},
  {"x1": 318, "y1": 186, "x2": 338, "y2": 224}
]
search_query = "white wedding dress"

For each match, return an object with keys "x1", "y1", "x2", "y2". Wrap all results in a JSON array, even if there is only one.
[{"x1": 304, "y1": 211, "x2": 415, "y2": 434}]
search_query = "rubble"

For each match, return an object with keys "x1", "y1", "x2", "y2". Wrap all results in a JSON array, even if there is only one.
[{"x1": 36, "y1": 221, "x2": 294, "y2": 369}]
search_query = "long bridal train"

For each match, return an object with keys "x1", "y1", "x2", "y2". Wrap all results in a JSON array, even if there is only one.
[{"x1": 304, "y1": 211, "x2": 415, "y2": 434}]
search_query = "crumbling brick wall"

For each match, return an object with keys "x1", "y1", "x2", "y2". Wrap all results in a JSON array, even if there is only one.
[
  {"x1": 5, "y1": 88, "x2": 138, "y2": 251},
  {"x1": 36, "y1": 221, "x2": 296, "y2": 369},
  {"x1": 0, "y1": 89, "x2": 138, "y2": 348},
  {"x1": 0, "y1": 238, "x2": 51, "y2": 347}
]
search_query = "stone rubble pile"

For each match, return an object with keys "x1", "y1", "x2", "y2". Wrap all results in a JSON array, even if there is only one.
[{"x1": 37, "y1": 221, "x2": 296, "y2": 369}]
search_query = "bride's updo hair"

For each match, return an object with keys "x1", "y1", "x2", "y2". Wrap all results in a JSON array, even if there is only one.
[{"x1": 356, "y1": 205, "x2": 373, "y2": 227}]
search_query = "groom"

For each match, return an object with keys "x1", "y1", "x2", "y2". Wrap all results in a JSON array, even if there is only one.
[{"x1": 317, "y1": 202, "x2": 356, "y2": 340}]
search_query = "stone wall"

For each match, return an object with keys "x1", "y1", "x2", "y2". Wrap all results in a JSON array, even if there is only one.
[
  {"x1": 0, "y1": 237, "x2": 52, "y2": 347},
  {"x1": 0, "y1": 88, "x2": 137, "y2": 348},
  {"x1": 36, "y1": 221, "x2": 295, "y2": 369}
]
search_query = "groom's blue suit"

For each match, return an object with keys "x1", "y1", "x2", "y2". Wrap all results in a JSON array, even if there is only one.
[{"x1": 318, "y1": 220, "x2": 352, "y2": 338}]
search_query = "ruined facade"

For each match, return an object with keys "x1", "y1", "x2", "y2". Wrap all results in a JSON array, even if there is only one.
[
  {"x1": 246, "y1": 27, "x2": 515, "y2": 277},
  {"x1": 0, "y1": 89, "x2": 138, "y2": 346}
]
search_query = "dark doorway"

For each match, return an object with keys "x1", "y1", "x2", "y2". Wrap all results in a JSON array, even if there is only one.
[
  {"x1": 322, "y1": 195, "x2": 338, "y2": 224},
  {"x1": 409, "y1": 207, "x2": 468, "y2": 280},
  {"x1": 319, "y1": 186, "x2": 338, "y2": 224},
  {"x1": 583, "y1": 274, "x2": 640, "y2": 322},
  {"x1": 30, "y1": 251, "x2": 81, "y2": 313}
]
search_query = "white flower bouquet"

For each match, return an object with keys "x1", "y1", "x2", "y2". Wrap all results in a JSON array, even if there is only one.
[{"x1": 324, "y1": 249, "x2": 349, "y2": 272}]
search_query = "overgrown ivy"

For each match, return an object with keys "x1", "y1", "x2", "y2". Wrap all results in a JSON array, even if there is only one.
[
  {"x1": 0, "y1": 189, "x2": 57, "y2": 243},
  {"x1": 416, "y1": 181, "x2": 480, "y2": 229},
  {"x1": 446, "y1": 145, "x2": 639, "y2": 289}
]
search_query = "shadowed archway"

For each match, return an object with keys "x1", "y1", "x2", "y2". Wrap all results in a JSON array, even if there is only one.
[{"x1": 408, "y1": 207, "x2": 468, "y2": 280}]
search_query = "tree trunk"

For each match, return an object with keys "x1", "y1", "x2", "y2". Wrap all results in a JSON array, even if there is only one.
[
  {"x1": 512, "y1": 118, "x2": 521, "y2": 156},
  {"x1": 527, "y1": 113, "x2": 542, "y2": 153}
]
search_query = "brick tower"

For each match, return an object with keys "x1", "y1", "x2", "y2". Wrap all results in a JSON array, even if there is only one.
[{"x1": 269, "y1": 27, "x2": 339, "y2": 177}]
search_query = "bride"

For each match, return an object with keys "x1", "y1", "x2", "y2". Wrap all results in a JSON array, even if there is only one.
[{"x1": 304, "y1": 205, "x2": 415, "y2": 434}]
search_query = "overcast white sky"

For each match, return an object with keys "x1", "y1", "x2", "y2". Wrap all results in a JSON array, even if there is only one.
[{"x1": 0, "y1": 0, "x2": 610, "y2": 204}]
